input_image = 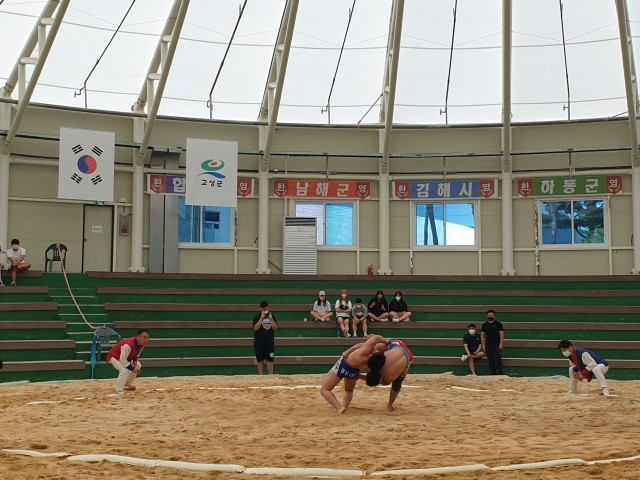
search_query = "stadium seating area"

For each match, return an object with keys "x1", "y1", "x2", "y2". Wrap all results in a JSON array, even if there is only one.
[{"x1": 1, "y1": 271, "x2": 640, "y2": 382}]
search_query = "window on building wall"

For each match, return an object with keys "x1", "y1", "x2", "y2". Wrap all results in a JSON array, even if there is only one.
[
  {"x1": 178, "y1": 199, "x2": 233, "y2": 244},
  {"x1": 415, "y1": 202, "x2": 476, "y2": 246},
  {"x1": 540, "y1": 199, "x2": 605, "y2": 245},
  {"x1": 295, "y1": 202, "x2": 354, "y2": 246}
]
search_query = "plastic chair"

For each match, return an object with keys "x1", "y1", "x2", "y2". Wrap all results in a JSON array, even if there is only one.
[
  {"x1": 90, "y1": 327, "x2": 121, "y2": 379},
  {"x1": 44, "y1": 243, "x2": 67, "y2": 272}
]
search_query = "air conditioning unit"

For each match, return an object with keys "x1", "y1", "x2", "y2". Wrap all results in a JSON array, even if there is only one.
[{"x1": 283, "y1": 217, "x2": 317, "y2": 274}]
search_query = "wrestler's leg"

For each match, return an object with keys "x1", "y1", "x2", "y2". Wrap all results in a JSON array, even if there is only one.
[
  {"x1": 341, "y1": 378, "x2": 357, "y2": 412},
  {"x1": 320, "y1": 369, "x2": 344, "y2": 412}
]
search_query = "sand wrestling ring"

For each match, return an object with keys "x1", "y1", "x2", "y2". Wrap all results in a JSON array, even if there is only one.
[{"x1": 1, "y1": 373, "x2": 640, "y2": 480}]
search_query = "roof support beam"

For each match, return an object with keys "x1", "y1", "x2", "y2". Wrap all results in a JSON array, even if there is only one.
[
  {"x1": 258, "y1": 1, "x2": 294, "y2": 122},
  {"x1": 1, "y1": 0, "x2": 59, "y2": 100},
  {"x1": 2, "y1": 0, "x2": 69, "y2": 154},
  {"x1": 131, "y1": 0, "x2": 183, "y2": 116},
  {"x1": 256, "y1": 0, "x2": 298, "y2": 274},
  {"x1": 377, "y1": 0, "x2": 404, "y2": 276},
  {"x1": 615, "y1": 0, "x2": 640, "y2": 273},
  {"x1": 500, "y1": 0, "x2": 516, "y2": 276},
  {"x1": 129, "y1": 0, "x2": 189, "y2": 273},
  {"x1": 0, "y1": 0, "x2": 69, "y2": 250},
  {"x1": 258, "y1": 0, "x2": 298, "y2": 169}
]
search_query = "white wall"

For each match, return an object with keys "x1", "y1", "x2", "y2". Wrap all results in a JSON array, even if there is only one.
[{"x1": 4, "y1": 105, "x2": 636, "y2": 275}]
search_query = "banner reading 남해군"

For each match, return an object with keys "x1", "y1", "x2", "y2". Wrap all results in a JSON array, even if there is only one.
[
  {"x1": 58, "y1": 127, "x2": 115, "y2": 202},
  {"x1": 185, "y1": 138, "x2": 238, "y2": 207}
]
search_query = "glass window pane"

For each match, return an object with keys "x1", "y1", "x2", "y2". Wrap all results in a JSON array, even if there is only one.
[
  {"x1": 326, "y1": 203, "x2": 353, "y2": 246},
  {"x1": 178, "y1": 198, "x2": 200, "y2": 243},
  {"x1": 201, "y1": 206, "x2": 232, "y2": 244},
  {"x1": 295, "y1": 203, "x2": 324, "y2": 245},
  {"x1": 573, "y1": 200, "x2": 604, "y2": 244},
  {"x1": 416, "y1": 204, "x2": 445, "y2": 246},
  {"x1": 541, "y1": 201, "x2": 572, "y2": 244},
  {"x1": 445, "y1": 203, "x2": 475, "y2": 245}
]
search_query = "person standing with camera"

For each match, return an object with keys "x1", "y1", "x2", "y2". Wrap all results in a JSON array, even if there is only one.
[{"x1": 253, "y1": 300, "x2": 278, "y2": 374}]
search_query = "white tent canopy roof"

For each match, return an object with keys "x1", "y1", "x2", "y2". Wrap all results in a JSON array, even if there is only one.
[{"x1": 0, "y1": 0, "x2": 638, "y2": 125}]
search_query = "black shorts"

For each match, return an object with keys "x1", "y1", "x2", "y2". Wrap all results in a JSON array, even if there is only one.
[{"x1": 254, "y1": 339, "x2": 275, "y2": 362}]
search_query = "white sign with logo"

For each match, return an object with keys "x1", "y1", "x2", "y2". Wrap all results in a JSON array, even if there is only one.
[{"x1": 185, "y1": 138, "x2": 238, "y2": 207}]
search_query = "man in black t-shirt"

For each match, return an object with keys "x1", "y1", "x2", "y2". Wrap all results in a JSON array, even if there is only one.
[
  {"x1": 462, "y1": 323, "x2": 484, "y2": 375},
  {"x1": 253, "y1": 300, "x2": 278, "y2": 374},
  {"x1": 481, "y1": 309, "x2": 504, "y2": 375}
]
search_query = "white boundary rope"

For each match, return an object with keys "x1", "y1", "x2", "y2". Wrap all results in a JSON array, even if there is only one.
[
  {"x1": 57, "y1": 243, "x2": 98, "y2": 331},
  {"x1": 3, "y1": 449, "x2": 640, "y2": 477}
]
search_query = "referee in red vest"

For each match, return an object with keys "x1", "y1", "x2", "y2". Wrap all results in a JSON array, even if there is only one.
[{"x1": 106, "y1": 329, "x2": 150, "y2": 394}]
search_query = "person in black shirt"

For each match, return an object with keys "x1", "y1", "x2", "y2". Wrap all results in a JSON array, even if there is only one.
[
  {"x1": 461, "y1": 323, "x2": 484, "y2": 375},
  {"x1": 481, "y1": 309, "x2": 504, "y2": 375},
  {"x1": 389, "y1": 291, "x2": 412, "y2": 323},
  {"x1": 367, "y1": 290, "x2": 390, "y2": 322},
  {"x1": 253, "y1": 300, "x2": 278, "y2": 375}
]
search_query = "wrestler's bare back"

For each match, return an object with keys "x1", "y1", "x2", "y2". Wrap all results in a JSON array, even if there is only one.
[
  {"x1": 343, "y1": 335, "x2": 389, "y2": 370},
  {"x1": 379, "y1": 348, "x2": 410, "y2": 385}
]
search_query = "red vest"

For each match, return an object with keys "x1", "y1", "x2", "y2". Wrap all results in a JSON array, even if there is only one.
[{"x1": 106, "y1": 337, "x2": 143, "y2": 364}]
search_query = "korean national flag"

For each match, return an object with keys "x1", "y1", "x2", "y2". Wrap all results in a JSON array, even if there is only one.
[
  {"x1": 58, "y1": 127, "x2": 115, "y2": 202},
  {"x1": 186, "y1": 138, "x2": 238, "y2": 207}
]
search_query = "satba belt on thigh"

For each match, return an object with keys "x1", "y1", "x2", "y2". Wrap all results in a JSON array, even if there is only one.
[
  {"x1": 388, "y1": 339, "x2": 414, "y2": 366},
  {"x1": 331, "y1": 357, "x2": 360, "y2": 379}
]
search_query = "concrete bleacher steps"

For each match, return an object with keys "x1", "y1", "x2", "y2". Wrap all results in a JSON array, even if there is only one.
[
  {"x1": 2, "y1": 272, "x2": 640, "y2": 382},
  {"x1": 0, "y1": 277, "x2": 89, "y2": 382}
]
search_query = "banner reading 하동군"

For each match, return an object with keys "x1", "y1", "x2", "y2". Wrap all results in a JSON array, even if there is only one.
[
  {"x1": 186, "y1": 138, "x2": 238, "y2": 207},
  {"x1": 58, "y1": 127, "x2": 115, "y2": 202}
]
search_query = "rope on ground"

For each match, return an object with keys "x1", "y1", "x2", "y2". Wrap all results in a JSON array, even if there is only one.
[{"x1": 3, "y1": 448, "x2": 640, "y2": 477}]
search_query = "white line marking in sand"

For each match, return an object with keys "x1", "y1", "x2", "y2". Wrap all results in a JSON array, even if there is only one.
[{"x1": 448, "y1": 386, "x2": 489, "y2": 392}]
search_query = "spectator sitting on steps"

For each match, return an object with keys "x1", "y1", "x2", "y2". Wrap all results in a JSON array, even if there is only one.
[
  {"x1": 4, "y1": 239, "x2": 31, "y2": 287},
  {"x1": 310, "y1": 290, "x2": 333, "y2": 322}
]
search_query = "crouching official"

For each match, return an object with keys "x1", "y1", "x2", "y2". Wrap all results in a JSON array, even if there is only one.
[
  {"x1": 106, "y1": 329, "x2": 150, "y2": 394},
  {"x1": 558, "y1": 339, "x2": 611, "y2": 397}
]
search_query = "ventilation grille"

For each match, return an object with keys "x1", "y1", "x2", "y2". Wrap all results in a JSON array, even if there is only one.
[{"x1": 283, "y1": 216, "x2": 317, "y2": 275}]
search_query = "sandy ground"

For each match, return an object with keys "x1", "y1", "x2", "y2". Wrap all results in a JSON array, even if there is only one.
[{"x1": 1, "y1": 372, "x2": 639, "y2": 480}]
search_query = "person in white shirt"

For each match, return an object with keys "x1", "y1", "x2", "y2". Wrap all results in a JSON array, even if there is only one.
[
  {"x1": 310, "y1": 290, "x2": 333, "y2": 322},
  {"x1": 335, "y1": 288, "x2": 352, "y2": 337},
  {"x1": 4, "y1": 239, "x2": 31, "y2": 287}
]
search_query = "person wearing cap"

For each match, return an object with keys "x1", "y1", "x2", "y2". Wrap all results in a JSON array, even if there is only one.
[
  {"x1": 310, "y1": 290, "x2": 333, "y2": 322},
  {"x1": 351, "y1": 298, "x2": 368, "y2": 338},
  {"x1": 253, "y1": 300, "x2": 278, "y2": 374}
]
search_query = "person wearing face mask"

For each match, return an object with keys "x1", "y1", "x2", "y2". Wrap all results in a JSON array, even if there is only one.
[
  {"x1": 461, "y1": 323, "x2": 484, "y2": 375},
  {"x1": 481, "y1": 309, "x2": 504, "y2": 375},
  {"x1": 335, "y1": 289, "x2": 352, "y2": 337},
  {"x1": 253, "y1": 300, "x2": 278, "y2": 374},
  {"x1": 310, "y1": 290, "x2": 333, "y2": 322},
  {"x1": 388, "y1": 291, "x2": 412, "y2": 323},
  {"x1": 367, "y1": 290, "x2": 390, "y2": 322},
  {"x1": 4, "y1": 239, "x2": 31, "y2": 287},
  {"x1": 558, "y1": 339, "x2": 611, "y2": 396}
]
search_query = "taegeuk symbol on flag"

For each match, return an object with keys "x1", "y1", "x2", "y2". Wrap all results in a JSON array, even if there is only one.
[{"x1": 58, "y1": 127, "x2": 115, "y2": 202}]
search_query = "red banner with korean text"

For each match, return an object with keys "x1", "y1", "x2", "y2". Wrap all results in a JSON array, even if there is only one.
[{"x1": 273, "y1": 180, "x2": 371, "y2": 199}]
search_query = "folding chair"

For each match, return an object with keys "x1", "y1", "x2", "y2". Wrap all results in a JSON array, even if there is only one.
[{"x1": 90, "y1": 327, "x2": 121, "y2": 379}]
